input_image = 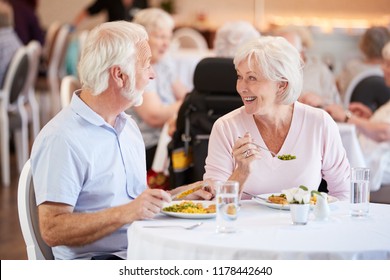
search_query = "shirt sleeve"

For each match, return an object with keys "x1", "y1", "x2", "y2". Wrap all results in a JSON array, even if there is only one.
[
  {"x1": 31, "y1": 133, "x2": 85, "y2": 207},
  {"x1": 321, "y1": 112, "x2": 351, "y2": 200}
]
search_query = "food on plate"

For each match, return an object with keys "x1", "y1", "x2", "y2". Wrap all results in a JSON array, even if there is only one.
[
  {"x1": 268, "y1": 194, "x2": 288, "y2": 205},
  {"x1": 174, "y1": 184, "x2": 203, "y2": 199},
  {"x1": 163, "y1": 201, "x2": 216, "y2": 214},
  {"x1": 267, "y1": 192, "x2": 324, "y2": 205},
  {"x1": 277, "y1": 154, "x2": 296, "y2": 160}
]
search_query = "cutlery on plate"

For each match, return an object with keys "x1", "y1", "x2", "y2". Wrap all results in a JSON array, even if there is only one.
[
  {"x1": 171, "y1": 182, "x2": 204, "y2": 200},
  {"x1": 143, "y1": 222, "x2": 203, "y2": 230},
  {"x1": 243, "y1": 191, "x2": 268, "y2": 201}
]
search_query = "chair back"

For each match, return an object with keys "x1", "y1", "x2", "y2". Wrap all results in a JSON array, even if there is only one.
[
  {"x1": 17, "y1": 160, "x2": 54, "y2": 260},
  {"x1": 25, "y1": 41, "x2": 42, "y2": 138},
  {"x1": 0, "y1": 47, "x2": 30, "y2": 186},
  {"x1": 172, "y1": 27, "x2": 209, "y2": 51},
  {"x1": 1, "y1": 48, "x2": 29, "y2": 107},
  {"x1": 343, "y1": 68, "x2": 384, "y2": 108},
  {"x1": 169, "y1": 57, "x2": 242, "y2": 187},
  {"x1": 47, "y1": 24, "x2": 71, "y2": 115},
  {"x1": 60, "y1": 75, "x2": 80, "y2": 108}
]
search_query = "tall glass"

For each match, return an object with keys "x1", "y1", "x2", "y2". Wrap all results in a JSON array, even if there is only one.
[
  {"x1": 215, "y1": 180, "x2": 239, "y2": 233},
  {"x1": 350, "y1": 167, "x2": 370, "y2": 217}
]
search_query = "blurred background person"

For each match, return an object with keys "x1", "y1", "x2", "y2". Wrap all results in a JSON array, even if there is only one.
[
  {"x1": 130, "y1": 7, "x2": 188, "y2": 170},
  {"x1": 204, "y1": 37, "x2": 350, "y2": 200},
  {"x1": 213, "y1": 20, "x2": 260, "y2": 58},
  {"x1": 337, "y1": 26, "x2": 390, "y2": 110},
  {"x1": 274, "y1": 25, "x2": 342, "y2": 108},
  {"x1": 72, "y1": 0, "x2": 148, "y2": 29},
  {"x1": 326, "y1": 41, "x2": 390, "y2": 192},
  {"x1": 0, "y1": 0, "x2": 22, "y2": 86},
  {"x1": 6, "y1": 0, "x2": 44, "y2": 45}
]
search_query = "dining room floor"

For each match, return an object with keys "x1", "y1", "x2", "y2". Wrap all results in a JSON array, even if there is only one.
[{"x1": 0, "y1": 151, "x2": 28, "y2": 260}]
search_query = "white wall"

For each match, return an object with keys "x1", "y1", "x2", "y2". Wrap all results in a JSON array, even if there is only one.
[{"x1": 38, "y1": 0, "x2": 390, "y2": 31}]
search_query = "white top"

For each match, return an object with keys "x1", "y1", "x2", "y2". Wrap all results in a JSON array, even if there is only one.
[
  {"x1": 204, "y1": 102, "x2": 350, "y2": 200},
  {"x1": 127, "y1": 200, "x2": 390, "y2": 260}
]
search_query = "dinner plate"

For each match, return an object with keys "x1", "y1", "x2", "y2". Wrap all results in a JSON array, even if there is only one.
[
  {"x1": 161, "y1": 200, "x2": 216, "y2": 219},
  {"x1": 252, "y1": 193, "x2": 338, "y2": 211}
]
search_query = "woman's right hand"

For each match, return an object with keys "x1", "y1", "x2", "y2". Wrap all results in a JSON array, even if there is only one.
[{"x1": 231, "y1": 132, "x2": 261, "y2": 171}]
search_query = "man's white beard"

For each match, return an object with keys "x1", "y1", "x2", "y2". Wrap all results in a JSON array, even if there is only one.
[
  {"x1": 132, "y1": 93, "x2": 143, "y2": 107},
  {"x1": 121, "y1": 86, "x2": 144, "y2": 107}
]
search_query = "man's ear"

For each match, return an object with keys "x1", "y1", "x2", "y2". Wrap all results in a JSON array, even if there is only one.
[{"x1": 110, "y1": 66, "x2": 125, "y2": 88}]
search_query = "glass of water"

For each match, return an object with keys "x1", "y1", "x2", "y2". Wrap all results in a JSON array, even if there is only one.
[
  {"x1": 350, "y1": 167, "x2": 370, "y2": 217},
  {"x1": 215, "y1": 180, "x2": 239, "y2": 233}
]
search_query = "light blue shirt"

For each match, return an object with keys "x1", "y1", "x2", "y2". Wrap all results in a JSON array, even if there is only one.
[{"x1": 31, "y1": 91, "x2": 147, "y2": 259}]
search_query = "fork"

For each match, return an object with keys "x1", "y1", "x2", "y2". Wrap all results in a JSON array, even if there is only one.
[
  {"x1": 143, "y1": 222, "x2": 203, "y2": 230},
  {"x1": 238, "y1": 136, "x2": 277, "y2": 157}
]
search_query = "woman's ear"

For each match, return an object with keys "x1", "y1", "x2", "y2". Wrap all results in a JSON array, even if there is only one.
[{"x1": 278, "y1": 81, "x2": 288, "y2": 93}]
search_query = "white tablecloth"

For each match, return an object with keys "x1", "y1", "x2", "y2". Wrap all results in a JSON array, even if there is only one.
[
  {"x1": 338, "y1": 123, "x2": 366, "y2": 168},
  {"x1": 127, "y1": 200, "x2": 390, "y2": 260}
]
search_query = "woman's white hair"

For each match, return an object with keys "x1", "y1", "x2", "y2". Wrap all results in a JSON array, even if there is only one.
[
  {"x1": 234, "y1": 36, "x2": 303, "y2": 104},
  {"x1": 214, "y1": 21, "x2": 260, "y2": 57},
  {"x1": 132, "y1": 8, "x2": 174, "y2": 33},
  {"x1": 78, "y1": 21, "x2": 148, "y2": 96}
]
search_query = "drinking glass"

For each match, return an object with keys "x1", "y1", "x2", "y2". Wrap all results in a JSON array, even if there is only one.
[
  {"x1": 350, "y1": 167, "x2": 370, "y2": 217},
  {"x1": 215, "y1": 180, "x2": 239, "y2": 233}
]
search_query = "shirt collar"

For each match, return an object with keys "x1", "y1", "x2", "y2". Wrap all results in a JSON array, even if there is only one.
[{"x1": 70, "y1": 90, "x2": 128, "y2": 134}]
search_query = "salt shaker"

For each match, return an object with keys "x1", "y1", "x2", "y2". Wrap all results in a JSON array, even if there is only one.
[{"x1": 314, "y1": 193, "x2": 330, "y2": 221}]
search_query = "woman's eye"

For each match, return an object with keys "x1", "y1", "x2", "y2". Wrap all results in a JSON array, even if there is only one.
[
  {"x1": 237, "y1": 75, "x2": 242, "y2": 80},
  {"x1": 248, "y1": 76, "x2": 256, "y2": 81}
]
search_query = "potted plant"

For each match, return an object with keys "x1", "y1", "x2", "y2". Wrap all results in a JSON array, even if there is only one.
[{"x1": 282, "y1": 185, "x2": 313, "y2": 225}]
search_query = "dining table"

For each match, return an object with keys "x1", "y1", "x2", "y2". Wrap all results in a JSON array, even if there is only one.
[{"x1": 127, "y1": 199, "x2": 390, "y2": 260}]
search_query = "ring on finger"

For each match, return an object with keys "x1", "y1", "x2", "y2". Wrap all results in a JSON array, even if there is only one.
[{"x1": 244, "y1": 149, "x2": 250, "y2": 158}]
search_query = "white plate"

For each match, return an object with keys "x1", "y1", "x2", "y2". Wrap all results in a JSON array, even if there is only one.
[
  {"x1": 161, "y1": 200, "x2": 216, "y2": 219},
  {"x1": 252, "y1": 193, "x2": 338, "y2": 211}
]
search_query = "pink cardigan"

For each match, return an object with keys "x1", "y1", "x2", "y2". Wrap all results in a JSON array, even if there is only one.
[{"x1": 204, "y1": 102, "x2": 350, "y2": 200}]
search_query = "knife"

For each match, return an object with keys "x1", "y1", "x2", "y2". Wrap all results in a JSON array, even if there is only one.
[{"x1": 243, "y1": 191, "x2": 268, "y2": 201}]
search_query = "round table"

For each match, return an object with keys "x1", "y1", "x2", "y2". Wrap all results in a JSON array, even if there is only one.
[{"x1": 127, "y1": 200, "x2": 390, "y2": 260}]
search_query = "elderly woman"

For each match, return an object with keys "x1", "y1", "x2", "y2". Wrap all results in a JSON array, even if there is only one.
[
  {"x1": 203, "y1": 36, "x2": 350, "y2": 200},
  {"x1": 130, "y1": 8, "x2": 188, "y2": 170},
  {"x1": 326, "y1": 42, "x2": 390, "y2": 192},
  {"x1": 213, "y1": 20, "x2": 260, "y2": 58}
]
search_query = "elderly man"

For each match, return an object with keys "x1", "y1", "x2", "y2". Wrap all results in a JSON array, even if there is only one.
[{"x1": 31, "y1": 21, "x2": 212, "y2": 260}]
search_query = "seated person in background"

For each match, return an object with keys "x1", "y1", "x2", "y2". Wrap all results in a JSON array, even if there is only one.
[
  {"x1": 203, "y1": 36, "x2": 350, "y2": 201},
  {"x1": 0, "y1": 1, "x2": 23, "y2": 86},
  {"x1": 326, "y1": 41, "x2": 390, "y2": 192},
  {"x1": 7, "y1": 0, "x2": 44, "y2": 45},
  {"x1": 129, "y1": 8, "x2": 188, "y2": 170},
  {"x1": 72, "y1": 0, "x2": 148, "y2": 29},
  {"x1": 167, "y1": 20, "x2": 260, "y2": 137},
  {"x1": 213, "y1": 20, "x2": 260, "y2": 58},
  {"x1": 274, "y1": 25, "x2": 342, "y2": 108},
  {"x1": 337, "y1": 26, "x2": 390, "y2": 106},
  {"x1": 30, "y1": 21, "x2": 213, "y2": 260}
]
